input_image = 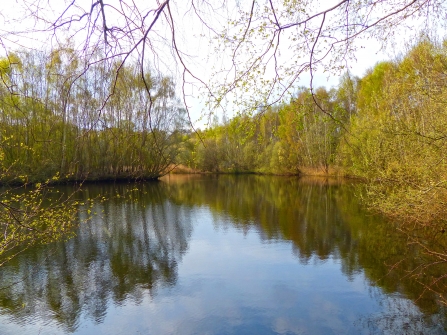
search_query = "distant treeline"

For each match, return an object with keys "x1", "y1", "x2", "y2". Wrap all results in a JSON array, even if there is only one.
[{"x1": 182, "y1": 38, "x2": 447, "y2": 226}]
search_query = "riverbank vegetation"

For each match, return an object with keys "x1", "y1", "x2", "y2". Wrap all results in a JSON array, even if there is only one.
[
  {"x1": 0, "y1": 38, "x2": 446, "y2": 268},
  {"x1": 0, "y1": 46, "x2": 186, "y2": 260},
  {"x1": 0, "y1": 47, "x2": 186, "y2": 184},
  {"x1": 180, "y1": 38, "x2": 447, "y2": 232}
]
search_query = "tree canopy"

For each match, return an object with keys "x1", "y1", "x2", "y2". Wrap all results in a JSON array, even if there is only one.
[{"x1": 1, "y1": 0, "x2": 446, "y2": 119}]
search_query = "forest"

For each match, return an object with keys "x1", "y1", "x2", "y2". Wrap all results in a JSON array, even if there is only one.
[
  {"x1": 181, "y1": 39, "x2": 447, "y2": 229},
  {"x1": 0, "y1": 47, "x2": 187, "y2": 183},
  {"x1": 0, "y1": 38, "x2": 446, "y2": 262}
]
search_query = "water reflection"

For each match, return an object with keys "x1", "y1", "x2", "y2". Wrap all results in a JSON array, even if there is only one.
[
  {"x1": 0, "y1": 182, "x2": 193, "y2": 333},
  {"x1": 163, "y1": 175, "x2": 447, "y2": 329},
  {"x1": 0, "y1": 175, "x2": 445, "y2": 334}
]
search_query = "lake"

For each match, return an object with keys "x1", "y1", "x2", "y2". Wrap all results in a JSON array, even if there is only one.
[{"x1": 0, "y1": 175, "x2": 445, "y2": 334}]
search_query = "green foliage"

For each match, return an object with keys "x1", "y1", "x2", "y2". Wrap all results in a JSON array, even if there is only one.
[
  {"x1": 341, "y1": 37, "x2": 447, "y2": 226},
  {"x1": 0, "y1": 48, "x2": 186, "y2": 264},
  {"x1": 181, "y1": 38, "x2": 447, "y2": 231},
  {"x1": 184, "y1": 88, "x2": 344, "y2": 175},
  {"x1": 0, "y1": 181, "x2": 92, "y2": 265},
  {"x1": 0, "y1": 49, "x2": 186, "y2": 183}
]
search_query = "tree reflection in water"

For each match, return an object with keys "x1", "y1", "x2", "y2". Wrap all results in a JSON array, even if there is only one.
[
  {"x1": 165, "y1": 175, "x2": 447, "y2": 331},
  {"x1": 0, "y1": 175, "x2": 445, "y2": 334},
  {"x1": 0, "y1": 182, "x2": 193, "y2": 332}
]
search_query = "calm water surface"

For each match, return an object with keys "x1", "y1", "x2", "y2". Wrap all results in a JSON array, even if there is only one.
[{"x1": 0, "y1": 175, "x2": 445, "y2": 334}]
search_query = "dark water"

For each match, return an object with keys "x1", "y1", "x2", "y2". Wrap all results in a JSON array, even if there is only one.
[{"x1": 0, "y1": 175, "x2": 446, "y2": 334}]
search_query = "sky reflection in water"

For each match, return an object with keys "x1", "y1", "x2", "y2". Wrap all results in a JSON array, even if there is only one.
[{"x1": 0, "y1": 175, "x2": 445, "y2": 334}]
